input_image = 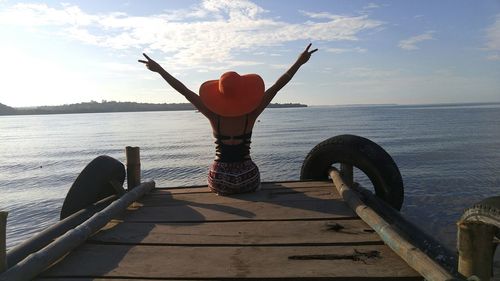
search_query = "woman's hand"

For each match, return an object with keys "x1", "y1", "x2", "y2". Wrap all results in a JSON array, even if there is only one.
[
  {"x1": 138, "y1": 53, "x2": 163, "y2": 73},
  {"x1": 297, "y1": 43, "x2": 318, "y2": 65}
]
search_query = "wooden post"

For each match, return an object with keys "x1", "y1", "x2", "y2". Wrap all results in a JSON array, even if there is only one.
[
  {"x1": 126, "y1": 146, "x2": 141, "y2": 190},
  {"x1": 0, "y1": 212, "x2": 7, "y2": 273},
  {"x1": 340, "y1": 163, "x2": 353, "y2": 186},
  {"x1": 457, "y1": 221, "x2": 496, "y2": 281}
]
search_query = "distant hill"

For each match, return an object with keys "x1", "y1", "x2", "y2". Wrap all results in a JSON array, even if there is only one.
[
  {"x1": 0, "y1": 103, "x2": 17, "y2": 115},
  {"x1": 2, "y1": 101, "x2": 307, "y2": 116},
  {"x1": 27, "y1": 101, "x2": 195, "y2": 114},
  {"x1": 267, "y1": 103, "x2": 307, "y2": 108}
]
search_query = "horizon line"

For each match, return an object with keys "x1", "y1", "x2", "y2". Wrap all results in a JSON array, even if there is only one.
[{"x1": 4, "y1": 100, "x2": 500, "y2": 109}]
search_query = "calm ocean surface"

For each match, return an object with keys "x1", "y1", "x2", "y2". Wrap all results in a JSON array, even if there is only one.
[{"x1": 1, "y1": 104, "x2": 499, "y2": 252}]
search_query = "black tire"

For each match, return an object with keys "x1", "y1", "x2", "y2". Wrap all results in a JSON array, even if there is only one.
[
  {"x1": 461, "y1": 196, "x2": 500, "y2": 238},
  {"x1": 300, "y1": 134, "x2": 404, "y2": 210},
  {"x1": 60, "y1": 155, "x2": 126, "y2": 219}
]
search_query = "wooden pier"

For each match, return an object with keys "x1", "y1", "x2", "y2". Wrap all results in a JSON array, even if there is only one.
[
  {"x1": 4, "y1": 138, "x2": 495, "y2": 280},
  {"x1": 36, "y1": 180, "x2": 423, "y2": 280}
]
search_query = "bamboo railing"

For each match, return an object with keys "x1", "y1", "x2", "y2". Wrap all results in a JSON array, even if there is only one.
[{"x1": 329, "y1": 166, "x2": 458, "y2": 281}]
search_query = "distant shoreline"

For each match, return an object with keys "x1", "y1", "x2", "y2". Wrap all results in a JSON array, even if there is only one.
[
  {"x1": 2, "y1": 101, "x2": 499, "y2": 116},
  {"x1": 0, "y1": 101, "x2": 307, "y2": 116}
]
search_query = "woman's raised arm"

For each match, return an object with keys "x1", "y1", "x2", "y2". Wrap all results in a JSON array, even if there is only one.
[
  {"x1": 252, "y1": 44, "x2": 318, "y2": 116},
  {"x1": 138, "y1": 53, "x2": 215, "y2": 118}
]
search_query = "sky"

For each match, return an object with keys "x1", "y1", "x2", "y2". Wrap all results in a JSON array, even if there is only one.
[{"x1": 0, "y1": 0, "x2": 499, "y2": 107}]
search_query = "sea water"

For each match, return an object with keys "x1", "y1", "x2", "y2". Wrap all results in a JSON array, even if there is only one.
[{"x1": 1, "y1": 104, "x2": 499, "y2": 253}]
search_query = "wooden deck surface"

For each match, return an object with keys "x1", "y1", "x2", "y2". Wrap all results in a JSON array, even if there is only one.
[{"x1": 37, "y1": 181, "x2": 422, "y2": 280}]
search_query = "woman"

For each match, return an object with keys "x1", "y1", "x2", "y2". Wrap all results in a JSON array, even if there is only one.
[{"x1": 139, "y1": 43, "x2": 317, "y2": 195}]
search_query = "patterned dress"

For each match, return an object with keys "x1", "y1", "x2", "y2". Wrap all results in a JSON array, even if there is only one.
[
  {"x1": 207, "y1": 115, "x2": 261, "y2": 195},
  {"x1": 208, "y1": 159, "x2": 260, "y2": 195}
]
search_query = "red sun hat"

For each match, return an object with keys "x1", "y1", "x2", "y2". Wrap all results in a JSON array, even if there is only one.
[{"x1": 199, "y1": 71, "x2": 264, "y2": 117}]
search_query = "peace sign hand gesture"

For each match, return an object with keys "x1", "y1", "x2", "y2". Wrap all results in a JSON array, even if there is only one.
[
  {"x1": 138, "y1": 53, "x2": 163, "y2": 73},
  {"x1": 297, "y1": 43, "x2": 318, "y2": 65}
]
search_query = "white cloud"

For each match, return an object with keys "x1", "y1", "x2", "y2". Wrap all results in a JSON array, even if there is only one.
[
  {"x1": 357, "y1": 3, "x2": 382, "y2": 15},
  {"x1": 0, "y1": 1, "x2": 383, "y2": 69},
  {"x1": 298, "y1": 12, "x2": 382, "y2": 41},
  {"x1": 325, "y1": 47, "x2": 367, "y2": 54},
  {"x1": 201, "y1": 0, "x2": 267, "y2": 20},
  {"x1": 362, "y1": 3, "x2": 380, "y2": 11},
  {"x1": 0, "y1": 3, "x2": 97, "y2": 26},
  {"x1": 338, "y1": 67, "x2": 401, "y2": 79},
  {"x1": 485, "y1": 14, "x2": 500, "y2": 51},
  {"x1": 487, "y1": 54, "x2": 500, "y2": 61},
  {"x1": 398, "y1": 31, "x2": 435, "y2": 50},
  {"x1": 269, "y1": 64, "x2": 289, "y2": 69}
]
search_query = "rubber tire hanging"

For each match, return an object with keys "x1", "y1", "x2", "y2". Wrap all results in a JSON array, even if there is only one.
[
  {"x1": 60, "y1": 155, "x2": 125, "y2": 219},
  {"x1": 300, "y1": 134, "x2": 404, "y2": 210}
]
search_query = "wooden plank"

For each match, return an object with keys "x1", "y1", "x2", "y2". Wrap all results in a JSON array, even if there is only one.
[
  {"x1": 91, "y1": 219, "x2": 381, "y2": 245},
  {"x1": 121, "y1": 198, "x2": 356, "y2": 222},
  {"x1": 42, "y1": 244, "x2": 422, "y2": 279},
  {"x1": 36, "y1": 279, "x2": 145, "y2": 281},
  {"x1": 140, "y1": 186, "x2": 341, "y2": 206},
  {"x1": 159, "y1": 180, "x2": 335, "y2": 194},
  {"x1": 36, "y1": 279, "x2": 194, "y2": 281}
]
